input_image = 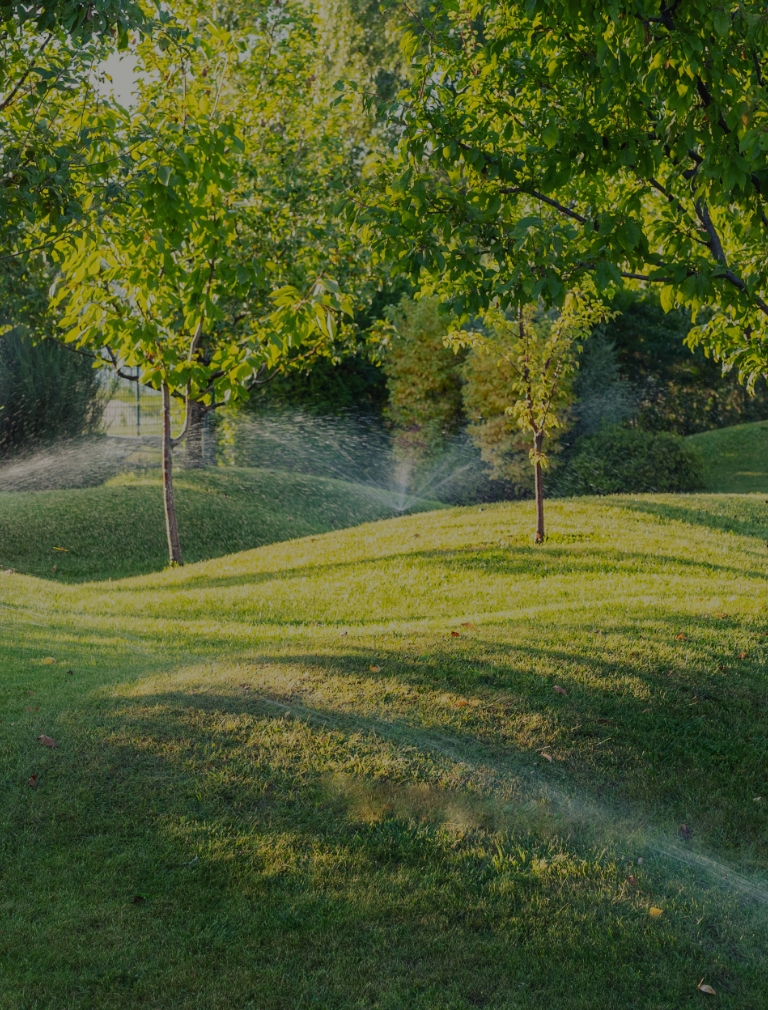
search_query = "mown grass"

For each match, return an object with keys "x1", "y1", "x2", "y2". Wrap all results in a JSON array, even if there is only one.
[
  {"x1": 689, "y1": 419, "x2": 768, "y2": 492},
  {"x1": 1, "y1": 494, "x2": 767, "y2": 1008},
  {"x1": 0, "y1": 466, "x2": 441, "y2": 580}
]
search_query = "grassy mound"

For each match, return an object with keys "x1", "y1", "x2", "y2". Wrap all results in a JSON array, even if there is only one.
[
  {"x1": 689, "y1": 419, "x2": 768, "y2": 492},
  {"x1": 0, "y1": 466, "x2": 443, "y2": 581},
  {"x1": 1, "y1": 495, "x2": 767, "y2": 1008}
]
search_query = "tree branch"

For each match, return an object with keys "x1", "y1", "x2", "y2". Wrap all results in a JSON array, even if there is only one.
[
  {"x1": 695, "y1": 198, "x2": 728, "y2": 266},
  {"x1": 0, "y1": 32, "x2": 54, "y2": 113},
  {"x1": 499, "y1": 186, "x2": 589, "y2": 226}
]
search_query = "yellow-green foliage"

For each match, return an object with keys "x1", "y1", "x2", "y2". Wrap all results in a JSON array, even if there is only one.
[
  {"x1": 461, "y1": 344, "x2": 534, "y2": 494},
  {"x1": 380, "y1": 296, "x2": 464, "y2": 465},
  {"x1": 457, "y1": 298, "x2": 608, "y2": 497}
]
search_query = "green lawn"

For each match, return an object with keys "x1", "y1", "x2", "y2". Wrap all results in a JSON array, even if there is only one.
[
  {"x1": 689, "y1": 419, "x2": 768, "y2": 492},
  {"x1": 1, "y1": 494, "x2": 767, "y2": 1008},
  {"x1": 0, "y1": 467, "x2": 442, "y2": 581}
]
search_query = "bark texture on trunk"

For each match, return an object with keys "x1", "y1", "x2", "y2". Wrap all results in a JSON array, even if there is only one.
[
  {"x1": 185, "y1": 399, "x2": 205, "y2": 468},
  {"x1": 162, "y1": 382, "x2": 183, "y2": 565},
  {"x1": 533, "y1": 430, "x2": 545, "y2": 544}
]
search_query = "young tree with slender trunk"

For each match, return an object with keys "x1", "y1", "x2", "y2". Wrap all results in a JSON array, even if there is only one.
[
  {"x1": 52, "y1": 8, "x2": 353, "y2": 564},
  {"x1": 448, "y1": 295, "x2": 607, "y2": 541}
]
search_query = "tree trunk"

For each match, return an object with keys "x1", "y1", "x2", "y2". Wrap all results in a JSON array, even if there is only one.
[
  {"x1": 533, "y1": 430, "x2": 545, "y2": 544},
  {"x1": 162, "y1": 382, "x2": 183, "y2": 565},
  {"x1": 185, "y1": 398, "x2": 205, "y2": 468}
]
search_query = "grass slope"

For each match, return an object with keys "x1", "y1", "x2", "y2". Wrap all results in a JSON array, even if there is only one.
[
  {"x1": 1, "y1": 495, "x2": 768, "y2": 1008},
  {"x1": 689, "y1": 419, "x2": 768, "y2": 492},
  {"x1": 0, "y1": 466, "x2": 442, "y2": 581}
]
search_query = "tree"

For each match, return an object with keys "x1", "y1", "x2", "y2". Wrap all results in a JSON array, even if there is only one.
[
  {"x1": 449, "y1": 294, "x2": 606, "y2": 541},
  {"x1": 461, "y1": 338, "x2": 540, "y2": 499},
  {"x1": 0, "y1": 330, "x2": 106, "y2": 453},
  {"x1": 353, "y1": 0, "x2": 768, "y2": 390},
  {"x1": 377, "y1": 296, "x2": 464, "y2": 471},
  {"x1": 52, "y1": 4, "x2": 355, "y2": 565},
  {"x1": 0, "y1": 0, "x2": 147, "y2": 266}
]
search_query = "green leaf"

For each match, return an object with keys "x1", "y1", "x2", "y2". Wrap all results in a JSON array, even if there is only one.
[
  {"x1": 542, "y1": 123, "x2": 559, "y2": 149},
  {"x1": 712, "y1": 10, "x2": 730, "y2": 37},
  {"x1": 660, "y1": 286, "x2": 677, "y2": 313}
]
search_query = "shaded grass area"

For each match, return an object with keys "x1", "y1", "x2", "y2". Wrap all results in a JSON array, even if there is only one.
[
  {"x1": 1, "y1": 494, "x2": 768, "y2": 1007},
  {"x1": 689, "y1": 419, "x2": 768, "y2": 492},
  {"x1": 0, "y1": 466, "x2": 442, "y2": 581}
]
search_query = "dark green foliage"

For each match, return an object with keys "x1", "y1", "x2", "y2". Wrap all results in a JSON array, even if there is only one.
[
  {"x1": 0, "y1": 332, "x2": 106, "y2": 454},
  {"x1": 560, "y1": 426, "x2": 706, "y2": 496},
  {"x1": 248, "y1": 353, "x2": 387, "y2": 416},
  {"x1": 595, "y1": 295, "x2": 768, "y2": 435}
]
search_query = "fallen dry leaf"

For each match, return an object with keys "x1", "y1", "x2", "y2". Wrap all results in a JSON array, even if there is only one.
[
  {"x1": 553, "y1": 685, "x2": 567, "y2": 696},
  {"x1": 649, "y1": 907, "x2": 663, "y2": 917},
  {"x1": 42, "y1": 657, "x2": 56, "y2": 665},
  {"x1": 461, "y1": 622, "x2": 477, "y2": 630},
  {"x1": 24, "y1": 706, "x2": 39, "y2": 712},
  {"x1": 370, "y1": 665, "x2": 381, "y2": 673},
  {"x1": 738, "y1": 652, "x2": 747, "y2": 659},
  {"x1": 698, "y1": 980, "x2": 716, "y2": 995},
  {"x1": 28, "y1": 774, "x2": 37, "y2": 788},
  {"x1": 675, "y1": 632, "x2": 687, "y2": 641},
  {"x1": 627, "y1": 874, "x2": 638, "y2": 887},
  {"x1": 37, "y1": 735, "x2": 56, "y2": 748},
  {"x1": 450, "y1": 631, "x2": 461, "y2": 638},
  {"x1": 456, "y1": 700, "x2": 469, "y2": 707},
  {"x1": 540, "y1": 751, "x2": 554, "y2": 762}
]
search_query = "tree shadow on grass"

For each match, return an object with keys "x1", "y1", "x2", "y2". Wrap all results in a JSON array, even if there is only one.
[
  {"x1": 613, "y1": 496, "x2": 768, "y2": 542},
  {"x1": 5, "y1": 591, "x2": 767, "y2": 870},
  {"x1": 111, "y1": 542, "x2": 768, "y2": 599},
  {"x1": 2, "y1": 679, "x2": 763, "y2": 1009}
]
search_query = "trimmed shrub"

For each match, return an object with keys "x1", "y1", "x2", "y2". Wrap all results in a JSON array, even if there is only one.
[
  {"x1": 0, "y1": 332, "x2": 107, "y2": 455},
  {"x1": 559, "y1": 425, "x2": 705, "y2": 495}
]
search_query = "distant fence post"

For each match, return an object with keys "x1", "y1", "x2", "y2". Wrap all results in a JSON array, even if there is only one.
[{"x1": 135, "y1": 369, "x2": 141, "y2": 437}]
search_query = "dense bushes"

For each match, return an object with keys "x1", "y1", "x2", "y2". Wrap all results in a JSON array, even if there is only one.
[
  {"x1": 0, "y1": 332, "x2": 107, "y2": 454},
  {"x1": 558, "y1": 425, "x2": 705, "y2": 495}
]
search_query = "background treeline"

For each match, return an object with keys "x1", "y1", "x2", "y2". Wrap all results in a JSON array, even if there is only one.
[
  {"x1": 4, "y1": 276, "x2": 767, "y2": 498},
  {"x1": 246, "y1": 289, "x2": 768, "y2": 498}
]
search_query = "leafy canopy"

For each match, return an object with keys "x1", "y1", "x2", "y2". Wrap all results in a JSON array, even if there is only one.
[
  {"x1": 448, "y1": 293, "x2": 608, "y2": 467},
  {"x1": 355, "y1": 0, "x2": 768, "y2": 386},
  {"x1": 51, "y1": 1, "x2": 358, "y2": 409}
]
